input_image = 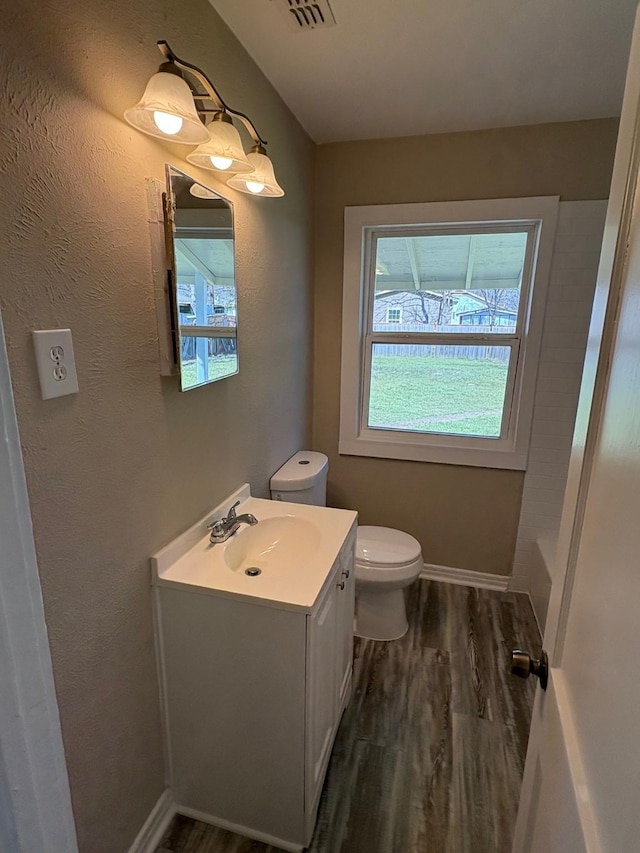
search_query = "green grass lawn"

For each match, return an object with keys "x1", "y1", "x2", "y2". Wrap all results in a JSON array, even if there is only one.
[
  {"x1": 368, "y1": 354, "x2": 509, "y2": 437},
  {"x1": 181, "y1": 354, "x2": 238, "y2": 389}
]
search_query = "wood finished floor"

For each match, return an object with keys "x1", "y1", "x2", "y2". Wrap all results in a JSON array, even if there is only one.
[{"x1": 157, "y1": 580, "x2": 540, "y2": 853}]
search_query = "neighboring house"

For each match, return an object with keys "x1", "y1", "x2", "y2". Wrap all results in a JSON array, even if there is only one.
[
  {"x1": 374, "y1": 287, "x2": 520, "y2": 328},
  {"x1": 450, "y1": 291, "x2": 486, "y2": 321},
  {"x1": 373, "y1": 289, "x2": 454, "y2": 325},
  {"x1": 458, "y1": 308, "x2": 517, "y2": 326}
]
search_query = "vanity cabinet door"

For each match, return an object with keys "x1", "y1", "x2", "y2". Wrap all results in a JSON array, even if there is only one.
[
  {"x1": 336, "y1": 529, "x2": 356, "y2": 712},
  {"x1": 305, "y1": 571, "x2": 339, "y2": 811}
]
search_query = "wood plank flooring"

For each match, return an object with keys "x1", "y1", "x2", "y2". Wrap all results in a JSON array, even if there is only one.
[{"x1": 156, "y1": 580, "x2": 540, "y2": 853}]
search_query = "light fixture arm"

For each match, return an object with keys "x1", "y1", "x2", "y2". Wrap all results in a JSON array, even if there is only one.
[{"x1": 157, "y1": 40, "x2": 268, "y2": 147}]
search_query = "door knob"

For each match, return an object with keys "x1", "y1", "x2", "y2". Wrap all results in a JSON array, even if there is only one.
[{"x1": 511, "y1": 649, "x2": 548, "y2": 691}]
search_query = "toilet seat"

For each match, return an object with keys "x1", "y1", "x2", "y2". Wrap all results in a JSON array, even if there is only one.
[
  {"x1": 356, "y1": 526, "x2": 421, "y2": 568},
  {"x1": 354, "y1": 526, "x2": 423, "y2": 641},
  {"x1": 355, "y1": 526, "x2": 423, "y2": 589}
]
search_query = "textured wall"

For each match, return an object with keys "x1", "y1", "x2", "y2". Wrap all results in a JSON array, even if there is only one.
[
  {"x1": 313, "y1": 119, "x2": 618, "y2": 576},
  {"x1": 0, "y1": 2, "x2": 313, "y2": 851}
]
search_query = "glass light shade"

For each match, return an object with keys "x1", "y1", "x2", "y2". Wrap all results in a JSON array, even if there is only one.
[
  {"x1": 189, "y1": 183, "x2": 219, "y2": 199},
  {"x1": 124, "y1": 71, "x2": 208, "y2": 145},
  {"x1": 186, "y1": 118, "x2": 253, "y2": 173},
  {"x1": 226, "y1": 151, "x2": 285, "y2": 197}
]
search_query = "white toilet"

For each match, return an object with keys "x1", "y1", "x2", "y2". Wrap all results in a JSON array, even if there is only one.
[{"x1": 270, "y1": 451, "x2": 423, "y2": 641}]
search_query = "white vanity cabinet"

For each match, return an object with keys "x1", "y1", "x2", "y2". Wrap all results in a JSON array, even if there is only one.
[
  {"x1": 305, "y1": 527, "x2": 356, "y2": 829},
  {"x1": 154, "y1": 507, "x2": 356, "y2": 853},
  {"x1": 336, "y1": 533, "x2": 356, "y2": 711}
]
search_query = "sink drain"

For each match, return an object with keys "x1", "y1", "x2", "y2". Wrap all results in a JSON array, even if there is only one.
[{"x1": 245, "y1": 567, "x2": 262, "y2": 577}]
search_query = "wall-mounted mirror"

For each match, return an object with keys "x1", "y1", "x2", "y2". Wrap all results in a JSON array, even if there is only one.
[{"x1": 164, "y1": 165, "x2": 238, "y2": 390}]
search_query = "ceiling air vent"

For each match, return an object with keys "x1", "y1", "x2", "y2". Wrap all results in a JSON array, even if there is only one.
[{"x1": 271, "y1": 0, "x2": 337, "y2": 32}]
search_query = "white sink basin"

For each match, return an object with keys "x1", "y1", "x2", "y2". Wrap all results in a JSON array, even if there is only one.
[
  {"x1": 151, "y1": 489, "x2": 358, "y2": 612},
  {"x1": 224, "y1": 515, "x2": 322, "y2": 576}
]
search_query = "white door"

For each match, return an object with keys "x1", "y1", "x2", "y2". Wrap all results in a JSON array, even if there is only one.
[
  {"x1": 0, "y1": 312, "x2": 78, "y2": 852},
  {"x1": 513, "y1": 8, "x2": 640, "y2": 851}
]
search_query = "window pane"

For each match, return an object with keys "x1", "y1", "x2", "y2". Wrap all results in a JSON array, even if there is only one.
[
  {"x1": 386, "y1": 307, "x2": 402, "y2": 323},
  {"x1": 180, "y1": 336, "x2": 238, "y2": 391},
  {"x1": 367, "y1": 343, "x2": 511, "y2": 438},
  {"x1": 372, "y1": 231, "x2": 528, "y2": 333}
]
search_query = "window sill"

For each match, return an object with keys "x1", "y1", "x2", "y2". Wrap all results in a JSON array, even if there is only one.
[{"x1": 338, "y1": 434, "x2": 528, "y2": 470}]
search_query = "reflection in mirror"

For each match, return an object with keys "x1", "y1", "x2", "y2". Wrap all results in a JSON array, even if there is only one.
[{"x1": 165, "y1": 166, "x2": 238, "y2": 390}]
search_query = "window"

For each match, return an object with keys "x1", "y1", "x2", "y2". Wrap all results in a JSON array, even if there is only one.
[
  {"x1": 385, "y1": 307, "x2": 403, "y2": 323},
  {"x1": 340, "y1": 197, "x2": 559, "y2": 469}
]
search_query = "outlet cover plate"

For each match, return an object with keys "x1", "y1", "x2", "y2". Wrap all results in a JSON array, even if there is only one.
[{"x1": 32, "y1": 329, "x2": 79, "y2": 400}]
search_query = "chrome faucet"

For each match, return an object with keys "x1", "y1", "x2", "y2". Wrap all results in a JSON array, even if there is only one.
[{"x1": 208, "y1": 500, "x2": 258, "y2": 544}]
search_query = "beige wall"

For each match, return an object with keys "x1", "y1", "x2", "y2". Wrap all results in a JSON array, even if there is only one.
[
  {"x1": 0, "y1": 2, "x2": 313, "y2": 851},
  {"x1": 313, "y1": 119, "x2": 618, "y2": 575}
]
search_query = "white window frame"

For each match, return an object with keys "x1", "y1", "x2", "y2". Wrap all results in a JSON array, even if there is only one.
[
  {"x1": 339, "y1": 196, "x2": 559, "y2": 470},
  {"x1": 385, "y1": 306, "x2": 403, "y2": 323}
]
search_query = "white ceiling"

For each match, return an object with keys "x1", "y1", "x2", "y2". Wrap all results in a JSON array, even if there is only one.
[{"x1": 210, "y1": 0, "x2": 638, "y2": 144}]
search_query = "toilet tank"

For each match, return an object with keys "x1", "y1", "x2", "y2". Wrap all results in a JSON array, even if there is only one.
[{"x1": 270, "y1": 451, "x2": 329, "y2": 506}]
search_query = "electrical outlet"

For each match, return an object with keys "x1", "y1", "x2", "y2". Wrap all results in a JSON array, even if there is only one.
[{"x1": 32, "y1": 329, "x2": 79, "y2": 400}]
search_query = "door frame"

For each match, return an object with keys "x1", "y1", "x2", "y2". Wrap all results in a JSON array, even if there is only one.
[
  {"x1": 513, "y1": 8, "x2": 640, "y2": 849},
  {"x1": 547, "y1": 11, "x2": 640, "y2": 665},
  {"x1": 0, "y1": 310, "x2": 78, "y2": 852}
]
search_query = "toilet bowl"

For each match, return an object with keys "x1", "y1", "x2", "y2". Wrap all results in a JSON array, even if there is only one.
[
  {"x1": 354, "y1": 526, "x2": 423, "y2": 641},
  {"x1": 269, "y1": 451, "x2": 423, "y2": 641}
]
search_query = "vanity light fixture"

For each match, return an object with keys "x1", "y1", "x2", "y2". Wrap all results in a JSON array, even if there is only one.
[
  {"x1": 227, "y1": 145, "x2": 285, "y2": 197},
  {"x1": 125, "y1": 41, "x2": 284, "y2": 197},
  {"x1": 187, "y1": 113, "x2": 253, "y2": 175},
  {"x1": 124, "y1": 65, "x2": 209, "y2": 145}
]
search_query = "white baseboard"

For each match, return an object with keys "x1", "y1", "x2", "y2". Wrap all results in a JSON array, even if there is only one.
[
  {"x1": 174, "y1": 805, "x2": 304, "y2": 852},
  {"x1": 508, "y1": 576, "x2": 530, "y2": 593},
  {"x1": 127, "y1": 788, "x2": 175, "y2": 853},
  {"x1": 420, "y1": 562, "x2": 509, "y2": 592}
]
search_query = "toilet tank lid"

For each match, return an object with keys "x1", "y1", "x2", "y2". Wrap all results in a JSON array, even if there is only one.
[
  {"x1": 270, "y1": 451, "x2": 329, "y2": 490},
  {"x1": 357, "y1": 526, "x2": 422, "y2": 566}
]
